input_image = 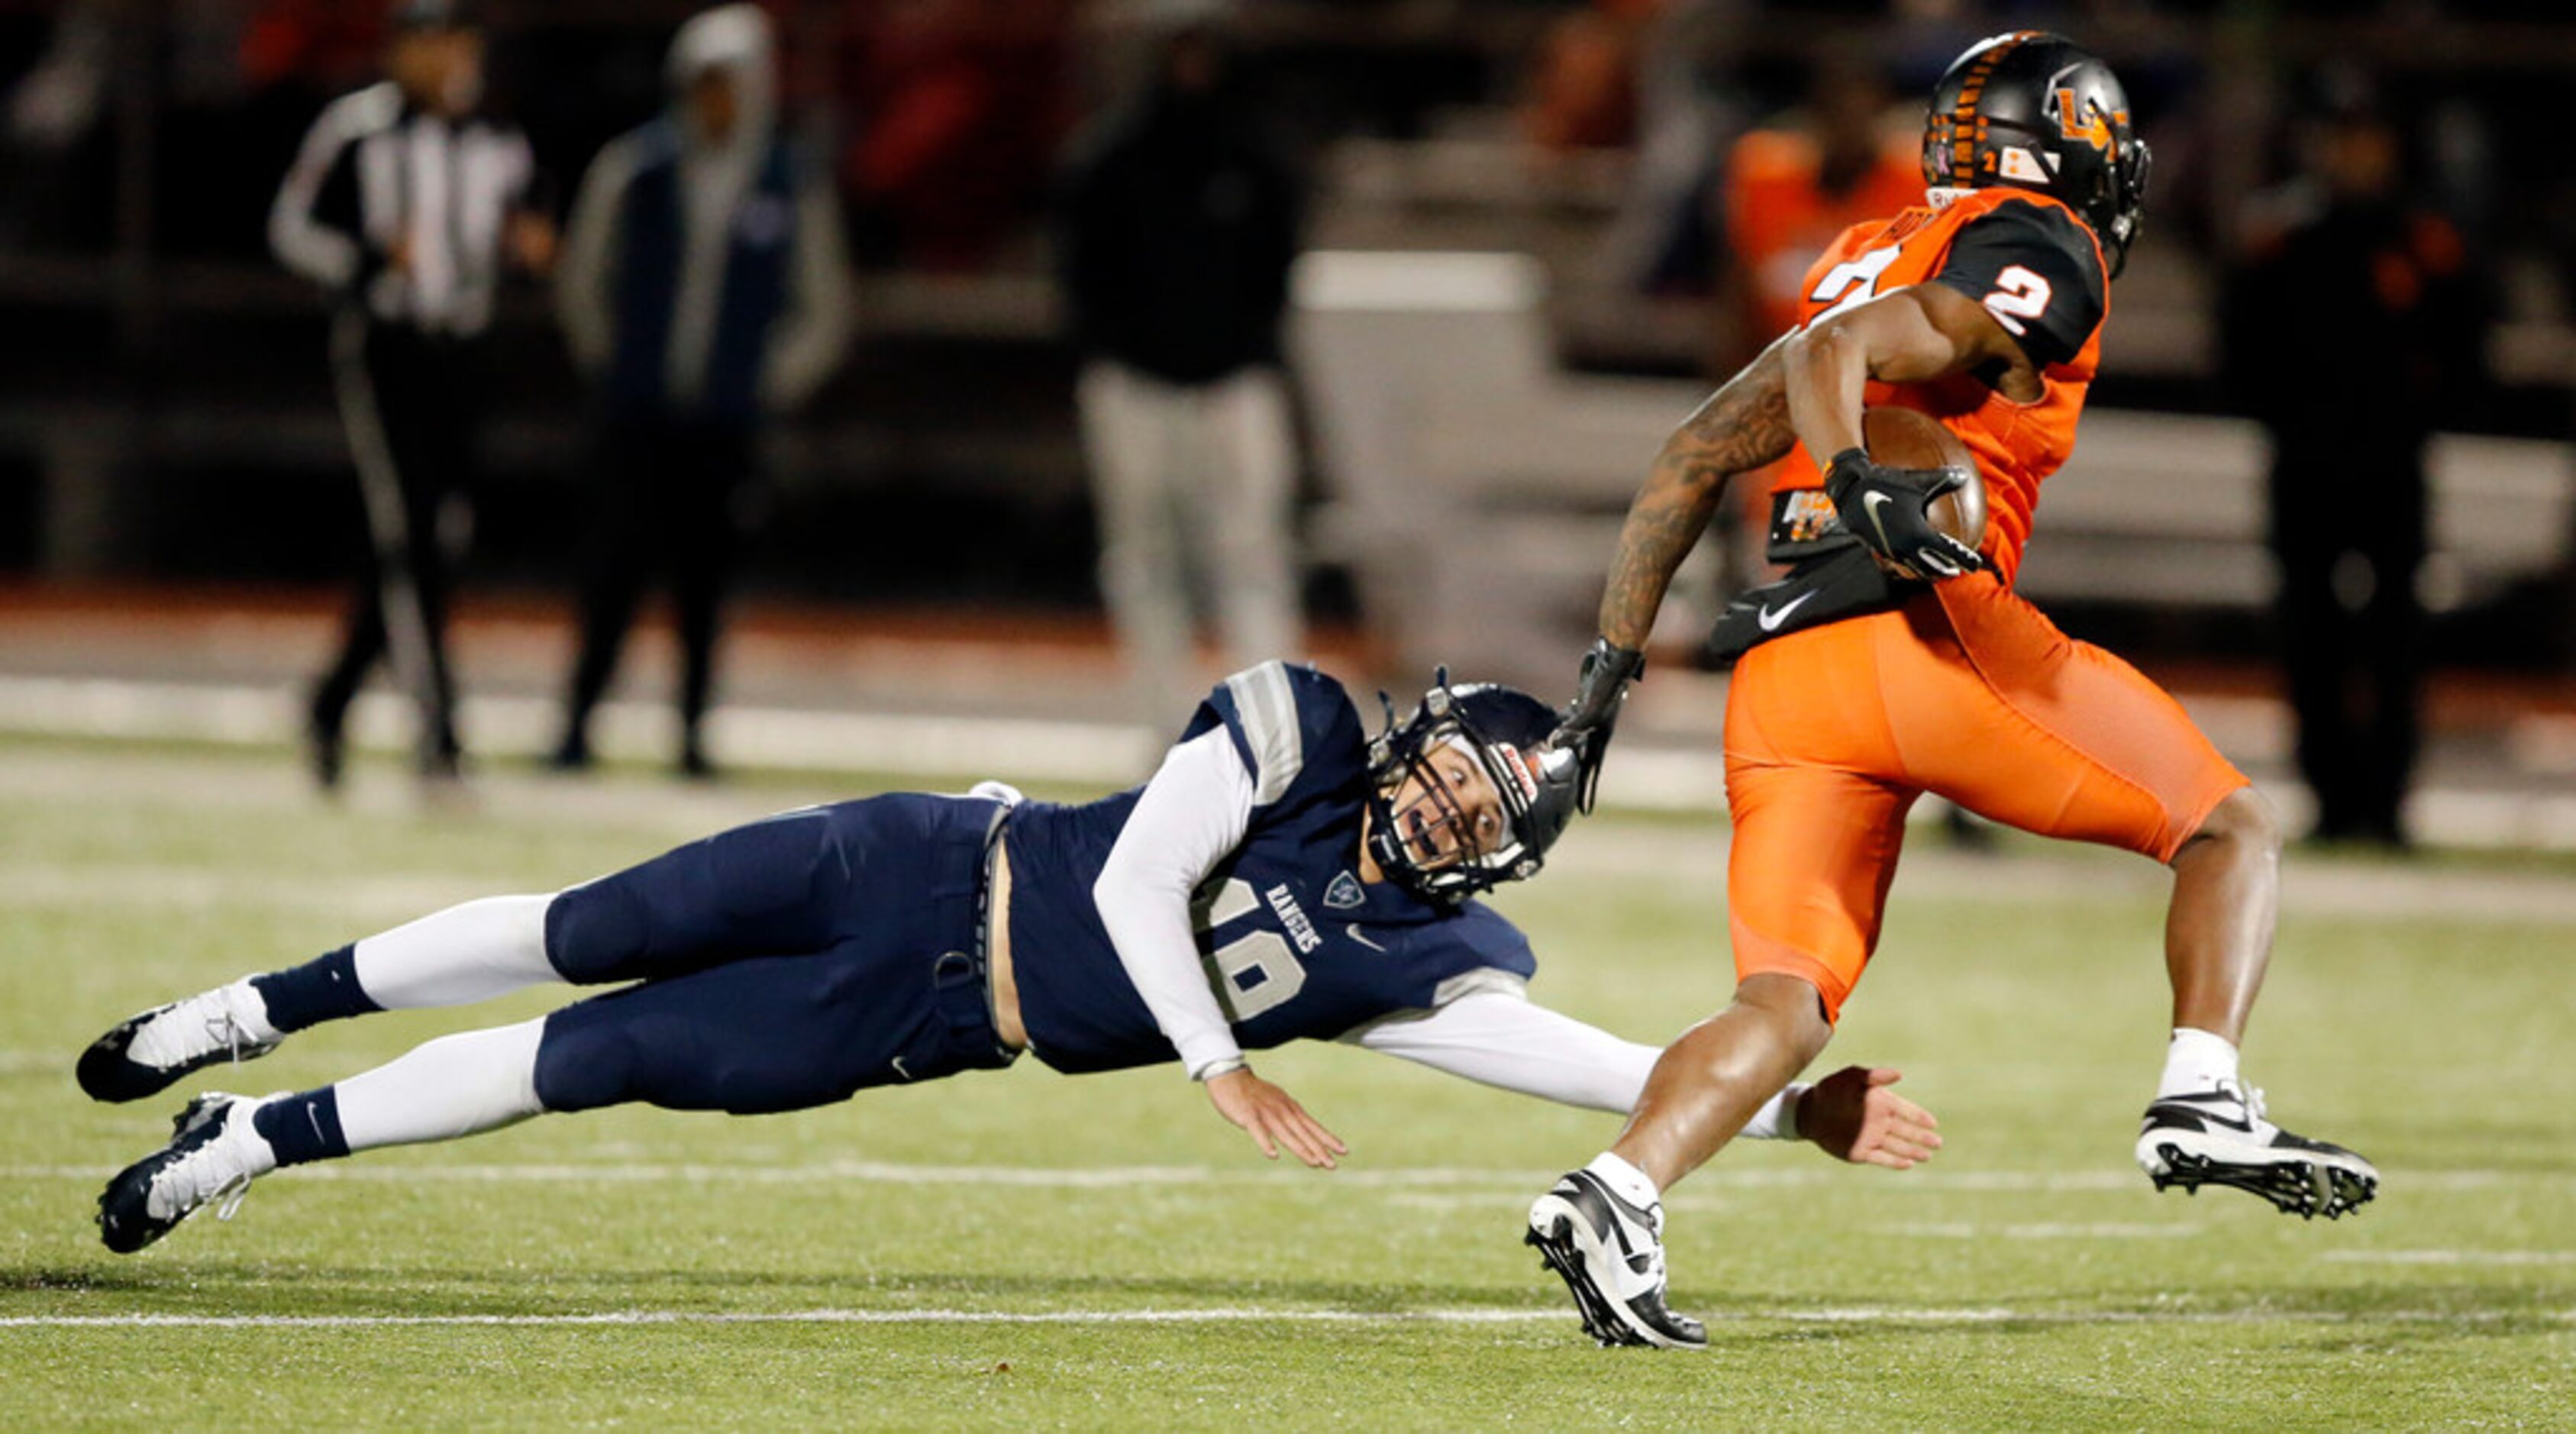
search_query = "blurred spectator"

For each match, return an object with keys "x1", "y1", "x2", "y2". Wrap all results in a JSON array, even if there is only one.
[
  {"x1": 550, "y1": 4, "x2": 855, "y2": 780},
  {"x1": 270, "y1": 0, "x2": 557, "y2": 794},
  {"x1": 5, "y1": 2, "x2": 107, "y2": 158},
  {"x1": 1718, "y1": 59, "x2": 1922, "y2": 362},
  {"x1": 2223, "y1": 76, "x2": 2484, "y2": 848},
  {"x1": 1706, "y1": 59, "x2": 1921, "y2": 591},
  {"x1": 240, "y1": 0, "x2": 388, "y2": 96},
  {"x1": 1519, "y1": 0, "x2": 1654, "y2": 156},
  {"x1": 1563, "y1": 0, "x2": 1748, "y2": 297},
  {"x1": 3, "y1": 0, "x2": 113, "y2": 251},
  {"x1": 1054, "y1": 20, "x2": 1304, "y2": 728},
  {"x1": 842, "y1": 0, "x2": 1073, "y2": 270}
]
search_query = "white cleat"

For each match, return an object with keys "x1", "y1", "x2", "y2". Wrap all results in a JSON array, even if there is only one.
[
  {"x1": 77, "y1": 979, "x2": 282, "y2": 1103},
  {"x1": 97, "y1": 1092, "x2": 279, "y2": 1254},
  {"x1": 1525, "y1": 1170, "x2": 1707, "y2": 1348},
  {"x1": 2137, "y1": 1078, "x2": 2379, "y2": 1219}
]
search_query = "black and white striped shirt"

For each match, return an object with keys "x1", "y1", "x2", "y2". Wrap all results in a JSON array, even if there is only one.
[{"x1": 269, "y1": 82, "x2": 536, "y2": 338}]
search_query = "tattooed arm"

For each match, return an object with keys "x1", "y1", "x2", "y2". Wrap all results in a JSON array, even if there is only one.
[
  {"x1": 1550, "y1": 338, "x2": 1797, "y2": 807},
  {"x1": 1596, "y1": 337, "x2": 1800, "y2": 648}
]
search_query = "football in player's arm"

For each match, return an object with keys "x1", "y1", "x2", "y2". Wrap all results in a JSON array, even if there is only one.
[{"x1": 80, "y1": 661, "x2": 1939, "y2": 1255}]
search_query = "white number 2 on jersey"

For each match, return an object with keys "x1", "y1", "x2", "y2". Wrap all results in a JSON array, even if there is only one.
[
  {"x1": 1980, "y1": 264, "x2": 2053, "y2": 338},
  {"x1": 1806, "y1": 247, "x2": 1903, "y2": 321}
]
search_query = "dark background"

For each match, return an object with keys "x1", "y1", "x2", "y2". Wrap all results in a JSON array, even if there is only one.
[{"x1": 1, "y1": 0, "x2": 2570, "y2": 668}]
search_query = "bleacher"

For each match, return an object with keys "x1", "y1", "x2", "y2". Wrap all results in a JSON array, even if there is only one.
[{"x1": 1293, "y1": 249, "x2": 2576, "y2": 692}]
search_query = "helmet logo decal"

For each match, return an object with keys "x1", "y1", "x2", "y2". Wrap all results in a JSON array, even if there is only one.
[
  {"x1": 2051, "y1": 87, "x2": 2116, "y2": 153},
  {"x1": 1931, "y1": 33, "x2": 2145, "y2": 279}
]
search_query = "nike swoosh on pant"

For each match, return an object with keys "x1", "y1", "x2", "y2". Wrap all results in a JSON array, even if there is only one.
[{"x1": 1757, "y1": 591, "x2": 1816, "y2": 631}]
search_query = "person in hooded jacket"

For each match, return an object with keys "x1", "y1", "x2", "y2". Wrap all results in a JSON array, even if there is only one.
[
  {"x1": 1054, "y1": 21, "x2": 1306, "y2": 731},
  {"x1": 552, "y1": 3, "x2": 856, "y2": 779}
]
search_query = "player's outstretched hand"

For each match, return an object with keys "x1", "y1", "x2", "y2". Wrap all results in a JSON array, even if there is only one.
[
  {"x1": 1822, "y1": 449, "x2": 1986, "y2": 580},
  {"x1": 1551, "y1": 638, "x2": 1645, "y2": 814},
  {"x1": 1798, "y1": 1065, "x2": 1942, "y2": 1169},
  {"x1": 1204, "y1": 1066, "x2": 1347, "y2": 1170}
]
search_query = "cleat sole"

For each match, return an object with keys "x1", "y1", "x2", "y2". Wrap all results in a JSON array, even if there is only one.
[
  {"x1": 2144, "y1": 1143, "x2": 2377, "y2": 1219},
  {"x1": 1526, "y1": 1219, "x2": 1635, "y2": 1348},
  {"x1": 1524, "y1": 1193, "x2": 1705, "y2": 1350}
]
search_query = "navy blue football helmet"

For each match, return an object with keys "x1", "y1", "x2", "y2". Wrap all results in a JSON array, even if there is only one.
[
  {"x1": 1922, "y1": 31, "x2": 2152, "y2": 277},
  {"x1": 1365, "y1": 671, "x2": 1583, "y2": 902}
]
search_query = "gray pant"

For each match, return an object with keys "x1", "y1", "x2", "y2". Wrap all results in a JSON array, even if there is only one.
[{"x1": 1077, "y1": 361, "x2": 1303, "y2": 729}]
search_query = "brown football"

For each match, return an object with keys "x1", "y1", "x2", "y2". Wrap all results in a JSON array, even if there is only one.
[{"x1": 1860, "y1": 406, "x2": 1989, "y2": 570}]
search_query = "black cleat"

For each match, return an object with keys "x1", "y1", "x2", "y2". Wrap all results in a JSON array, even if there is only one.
[
  {"x1": 2137, "y1": 1080, "x2": 2379, "y2": 1219},
  {"x1": 97, "y1": 1093, "x2": 271, "y2": 1254},
  {"x1": 1525, "y1": 1170, "x2": 1706, "y2": 1348},
  {"x1": 77, "y1": 980, "x2": 282, "y2": 1104}
]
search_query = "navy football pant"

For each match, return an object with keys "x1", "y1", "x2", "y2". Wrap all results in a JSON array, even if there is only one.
[{"x1": 531, "y1": 794, "x2": 1014, "y2": 1116}]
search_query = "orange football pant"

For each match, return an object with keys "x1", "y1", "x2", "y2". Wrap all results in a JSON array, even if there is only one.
[{"x1": 1722, "y1": 573, "x2": 2247, "y2": 1022}]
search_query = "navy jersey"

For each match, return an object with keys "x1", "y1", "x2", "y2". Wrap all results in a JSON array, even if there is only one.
[{"x1": 1004, "y1": 662, "x2": 1539, "y2": 1074}]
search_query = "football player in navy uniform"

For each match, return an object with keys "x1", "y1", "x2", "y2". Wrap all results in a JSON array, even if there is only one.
[{"x1": 82, "y1": 664, "x2": 1942, "y2": 1254}]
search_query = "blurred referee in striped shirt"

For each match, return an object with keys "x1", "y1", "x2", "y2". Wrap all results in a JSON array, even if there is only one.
[{"x1": 268, "y1": 0, "x2": 556, "y2": 794}]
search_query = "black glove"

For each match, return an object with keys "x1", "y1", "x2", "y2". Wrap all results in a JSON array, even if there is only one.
[
  {"x1": 1549, "y1": 638, "x2": 1645, "y2": 814},
  {"x1": 1822, "y1": 447, "x2": 1986, "y2": 580}
]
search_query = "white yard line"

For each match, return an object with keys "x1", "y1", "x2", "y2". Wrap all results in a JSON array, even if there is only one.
[
  {"x1": 2320, "y1": 1250, "x2": 2576, "y2": 1266},
  {"x1": 0, "y1": 1159, "x2": 2557, "y2": 1194},
  {"x1": 0, "y1": 678, "x2": 1164, "y2": 789},
  {"x1": 0, "y1": 866, "x2": 496, "y2": 919},
  {"x1": 1, "y1": 1306, "x2": 2568, "y2": 1332},
  {"x1": 1867, "y1": 1222, "x2": 2200, "y2": 1239}
]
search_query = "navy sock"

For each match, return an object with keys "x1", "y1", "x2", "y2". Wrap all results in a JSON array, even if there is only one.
[
  {"x1": 250, "y1": 945, "x2": 381, "y2": 1032},
  {"x1": 252, "y1": 1087, "x2": 350, "y2": 1167}
]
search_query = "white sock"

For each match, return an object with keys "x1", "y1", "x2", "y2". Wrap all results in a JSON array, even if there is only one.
[
  {"x1": 224, "y1": 1097, "x2": 282, "y2": 1179},
  {"x1": 334, "y1": 1019, "x2": 547, "y2": 1152},
  {"x1": 1584, "y1": 1151, "x2": 1659, "y2": 1209},
  {"x1": 352, "y1": 895, "x2": 559, "y2": 1009},
  {"x1": 2158, "y1": 1027, "x2": 2240, "y2": 1098}
]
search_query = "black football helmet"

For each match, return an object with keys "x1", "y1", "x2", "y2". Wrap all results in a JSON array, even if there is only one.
[
  {"x1": 1922, "y1": 31, "x2": 2152, "y2": 278},
  {"x1": 1365, "y1": 672, "x2": 1582, "y2": 903}
]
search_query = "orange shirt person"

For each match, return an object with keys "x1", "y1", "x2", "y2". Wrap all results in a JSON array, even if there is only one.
[
  {"x1": 1716, "y1": 89, "x2": 1926, "y2": 569},
  {"x1": 1522, "y1": 33, "x2": 2381, "y2": 1351},
  {"x1": 1724, "y1": 106, "x2": 1926, "y2": 350}
]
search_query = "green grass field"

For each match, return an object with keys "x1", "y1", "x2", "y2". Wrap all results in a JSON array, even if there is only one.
[{"x1": 5, "y1": 738, "x2": 2573, "y2": 1428}]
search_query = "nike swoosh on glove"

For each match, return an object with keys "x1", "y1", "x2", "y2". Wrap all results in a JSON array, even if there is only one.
[{"x1": 1822, "y1": 447, "x2": 1987, "y2": 580}]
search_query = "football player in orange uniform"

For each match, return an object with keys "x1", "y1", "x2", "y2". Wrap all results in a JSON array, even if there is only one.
[{"x1": 1522, "y1": 34, "x2": 2379, "y2": 1349}]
